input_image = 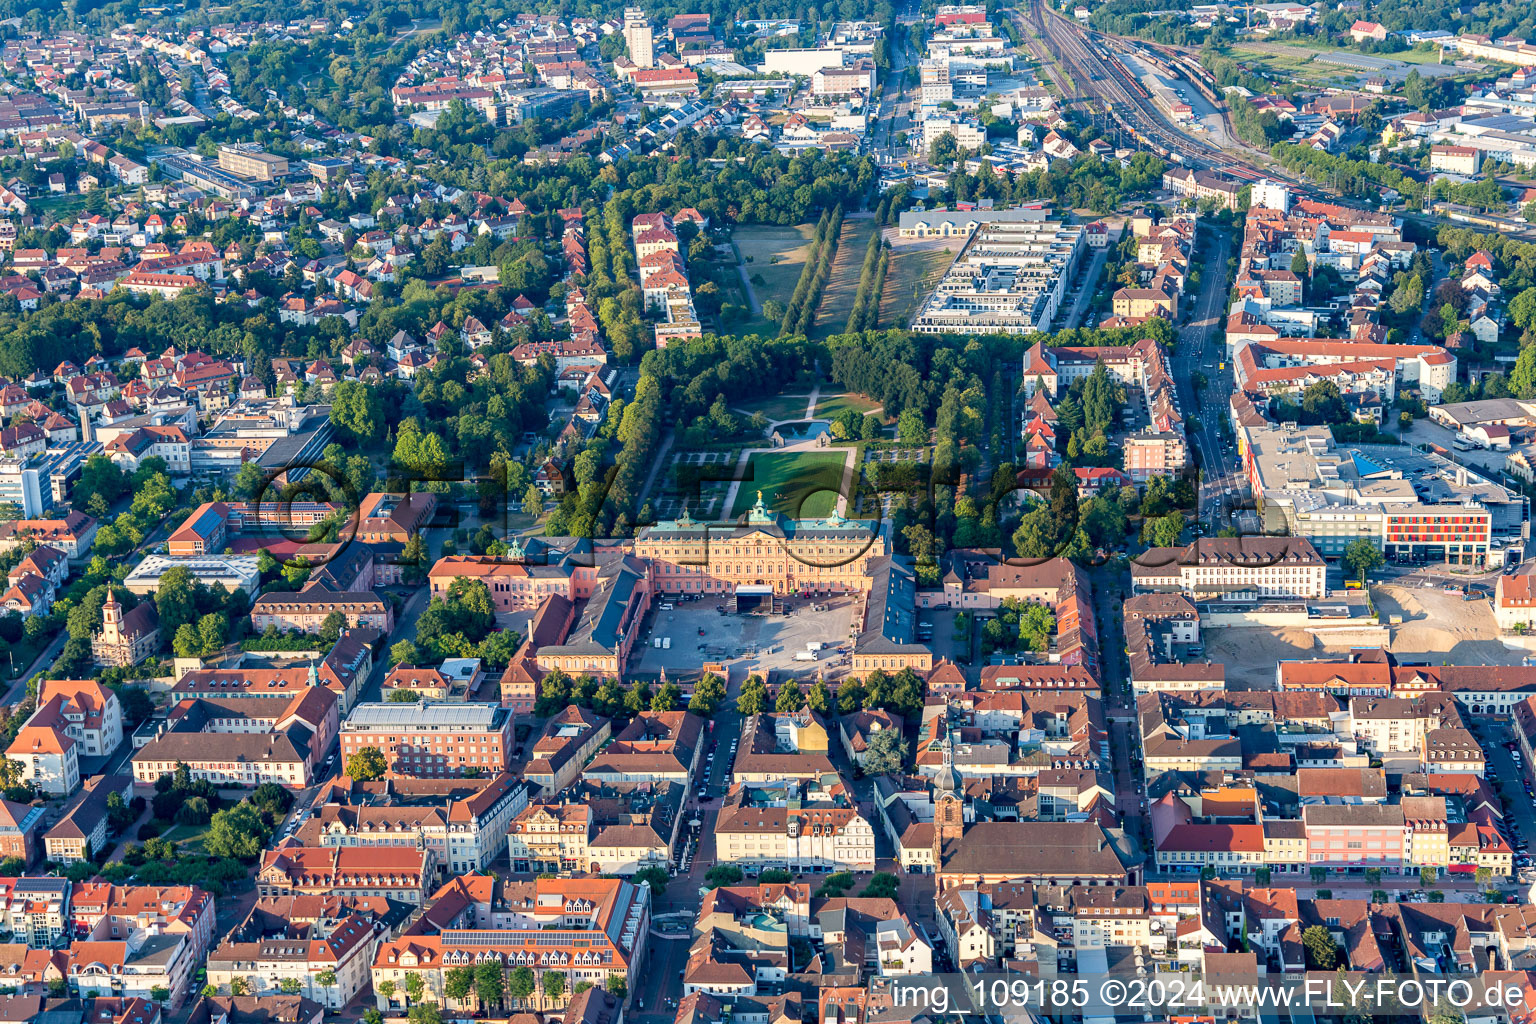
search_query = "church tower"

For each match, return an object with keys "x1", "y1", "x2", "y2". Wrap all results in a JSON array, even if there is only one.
[
  {"x1": 931, "y1": 718, "x2": 964, "y2": 882},
  {"x1": 100, "y1": 591, "x2": 123, "y2": 645}
]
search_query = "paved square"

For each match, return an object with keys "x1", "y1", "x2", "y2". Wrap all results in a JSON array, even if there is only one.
[{"x1": 631, "y1": 594, "x2": 860, "y2": 681}]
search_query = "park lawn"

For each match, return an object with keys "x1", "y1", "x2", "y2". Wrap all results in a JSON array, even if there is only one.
[
  {"x1": 162, "y1": 823, "x2": 210, "y2": 852},
  {"x1": 810, "y1": 218, "x2": 878, "y2": 338},
  {"x1": 1261, "y1": 39, "x2": 1455, "y2": 65},
  {"x1": 733, "y1": 224, "x2": 817, "y2": 314},
  {"x1": 729, "y1": 451, "x2": 850, "y2": 519},
  {"x1": 878, "y1": 244, "x2": 952, "y2": 329},
  {"x1": 735, "y1": 392, "x2": 814, "y2": 422},
  {"x1": 714, "y1": 261, "x2": 779, "y2": 337},
  {"x1": 815, "y1": 392, "x2": 883, "y2": 421}
]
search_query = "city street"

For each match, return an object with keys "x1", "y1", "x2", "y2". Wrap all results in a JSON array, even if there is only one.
[{"x1": 1169, "y1": 225, "x2": 1237, "y2": 527}]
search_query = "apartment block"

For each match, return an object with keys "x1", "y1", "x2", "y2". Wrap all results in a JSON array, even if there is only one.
[{"x1": 911, "y1": 218, "x2": 1085, "y2": 336}]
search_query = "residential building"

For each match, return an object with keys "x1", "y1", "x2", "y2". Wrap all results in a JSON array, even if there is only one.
[
  {"x1": 44, "y1": 775, "x2": 133, "y2": 864},
  {"x1": 257, "y1": 842, "x2": 431, "y2": 904},
  {"x1": 910, "y1": 219, "x2": 1086, "y2": 335},
  {"x1": 370, "y1": 876, "x2": 650, "y2": 1012},
  {"x1": 207, "y1": 906, "x2": 384, "y2": 1010},
  {"x1": 301, "y1": 772, "x2": 528, "y2": 876}
]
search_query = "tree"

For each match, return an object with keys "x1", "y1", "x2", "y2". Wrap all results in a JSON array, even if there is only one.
[
  {"x1": 175, "y1": 796, "x2": 211, "y2": 825},
  {"x1": 705, "y1": 864, "x2": 745, "y2": 888},
  {"x1": 330, "y1": 380, "x2": 384, "y2": 443},
  {"x1": 251, "y1": 782, "x2": 291, "y2": 816},
  {"x1": 633, "y1": 865, "x2": 669, "y2": 895},
  {"x1": 1514, "y1": 344, "x2": 1536, "y2": 399},
  {"x1": 1420, "y1": 866, "x2": 1438, "y2": 887},
  {"x1": 689, "y1": 673, "x2": 726, "y2": 715},
  {"x1": 155, "y1": 566, "x2": 199, "y2": 636},
  {"x1": 775, "y1": 679, "x2": 805, "y2": 712},
  {"x1": 507, "y1": 965, "x2": 535, "y2": 1005},
  {"x1": 1017, "y1": 603, "x2": 1055, "y2": 653},
  {"x1": 1512, "y1": 287, "x2": 1536, "y2": 332},
  {"x1": 762, "y1": 299, "x2": 786, "y2": 322},
  {"x1": 405, "y1": 975, "x2": 425, "y2": 1004},
  {"x1": 605, "y1": 976, "x2": 627, "y2": 998},
  {"x1": 736, "y1": 676, "x2": 768, "y2": 715},
  {"x1": 1141, "y1": 511, "x2": 1185, "y2": 548},
  {"x1": 172, "y1": 623, "x2": 202, "y2": 659},
  {"x1": 896, "y1": 409, "x2": 927, "y2": 445},
  {"x1": 862, "y1": 727, "x2": 908, "y2": 775},
  {"x1": 1390, "y1": 274, "x2": 1424, "y2": 315},
  {"x1": 758, "y1": 869, "x2": 793, "y2": 883},
  {"x1": 278, "y1": 978, "x2": 304, "y2": 995},
  {"x1": 346, "y1": 746, "x2": 388, "y2": 782},
  {"x1": 1343, "y1": 538, "x2": 1384, "y2": 586},
  {"x1": 205, "y1": 802, "x2": 271, "y2": 859},
  {"x1": 807, "y1": 677, "x2": 832, "y2": 714},
  {"x1": 815, "y1": 871, "x2": 854, "y2": 897},
  {"x1": 542, "y1": 971, "x2": 566, "y2": 1002},
  {"x1": 408, "y1": 1004, "x2": 443, "y2": 1024},
  {"x1": 378, "y1": 980, "x2": 397, "y2": 1004},
  {"x1": 151, "y1": 986, "x2": 171, "y2": 1002},
  {"x1": 860, "y1": 873, "x2": 900, "y2": 899},
  {"x1": 1301, "y1": 924, "x2": 1339, "y2": 970},
  {"x1": 651, "y1": 681, "x2": 682, "y2": 712},
  {"x1": 444, "y1": 966, "x2": 474, "y2": 1007},
  {"x1": 229, "y1": 977, "x2": 250, "y2": 996},
  {"x1": 319, "y1": 610, "x2": 347, "y2": 644}
]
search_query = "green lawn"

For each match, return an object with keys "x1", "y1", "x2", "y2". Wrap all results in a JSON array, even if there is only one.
[
  {"x1": 810, "y1": 218, "x2": 878, "y2": 338},
  {"x1": 736, "y1": 392, "x2": 814, "y2": 422},
  {"x1": 733, "y1": 224, "x2": 817, "y2": 312},
  {"x1": 162, "y1": 823, "x2": 210, "y2": 852},
  {"x1": 814, "y1": 392, "x2": 882, "y2": 421},
  {"x1": 879, "y1": 245, "x2": 952, "y2": 329},
  {"x1": 729, "y1": 451, "x2": 850, "y2": 519},
  {"x1": 1259, "y1": 39, "x2": 1456, "y2": 65}
]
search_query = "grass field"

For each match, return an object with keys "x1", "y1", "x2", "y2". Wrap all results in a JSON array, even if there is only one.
[
  {"x1": 729, "y1": 451, "x2": 850, "y2": 519},
  {"x1": 811, "y1": 218, "x2": 878, "y2": 338},
  {"x1": 1257, "y1": 39, "x2": 1457, "y2": 65},
  {"x1": 734, "y1": 223, "x2": 817, "y2": 308},
  {"x1": 736, "y1": 392, "x2": 814, "y2": 421},
  {"x1": 879, "y1": 242, "x2": 953, "y2": 329},
  {"x1": 1229, "y1": 42, "x2": 1462, "y2": 86},
  {"x1": 162, "y1": 823, "x2": 210, "y2": 852},
  {"x1": 815, "y1": 392, "x2": 882, "y2": 421}
]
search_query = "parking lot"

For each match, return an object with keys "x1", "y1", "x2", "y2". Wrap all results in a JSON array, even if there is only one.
[
  {"x1": 631, "y1": 593, "x2": 860, "y2": 680},
  {"x1": 1482, "y1": 732, "x2": 1536, "y2": 878}
]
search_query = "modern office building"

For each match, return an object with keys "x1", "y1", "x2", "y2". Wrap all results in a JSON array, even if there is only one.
[{"x1": 338, "y1": 702, "x2": 515, "y2": 777}]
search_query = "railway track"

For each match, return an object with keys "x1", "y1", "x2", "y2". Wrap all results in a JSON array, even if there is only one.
[{"x1": 1011, "y1": 1, "x2": 1219, "y2": 166}]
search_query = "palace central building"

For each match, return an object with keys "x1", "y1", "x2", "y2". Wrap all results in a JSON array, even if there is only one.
[{"x1": 634, "y1": 496, "x2": 885, "y2": 605}]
